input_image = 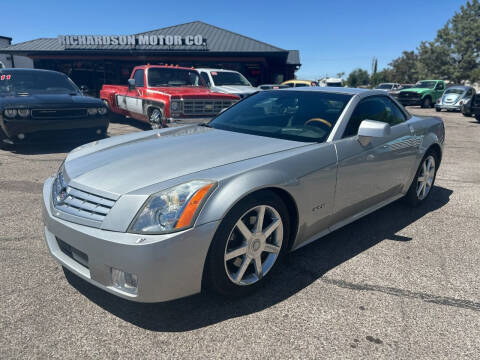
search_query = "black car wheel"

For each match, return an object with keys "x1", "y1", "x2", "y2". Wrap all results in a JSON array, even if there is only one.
[
  {"x1": 0, "y1": 128, "x2": 12, "y2": 150},
  {"x1": 476, "y1": 114, "x2": 480, "y2": 122},
  {"x1": 205, "y1": 190, "x2": 290, "y2": 297},
  {"x1": 421, "y1": 97, "x2": 432, "y2": 108}
]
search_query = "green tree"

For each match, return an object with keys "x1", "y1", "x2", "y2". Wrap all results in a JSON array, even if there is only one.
[
  {"x1": 388, "y1": 51, "x2": 419, "y2": 83},
  {"x1": 416, "y1": 41, "x2": 454, "y2": 80},
  {"x1": 370, "y1": 69, "x2": 393, "y2": 86},
  {"x1": 346, "y1": 68, "x2": 370, "y2": 87}
]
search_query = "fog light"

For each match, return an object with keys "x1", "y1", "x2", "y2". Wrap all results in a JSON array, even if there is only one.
[
  {"x1": 111, "y1": 268, "x2": 138, "y2": 295},
  {"x1": 17, "y1": 133, "x2": 25, "y2": 140}
]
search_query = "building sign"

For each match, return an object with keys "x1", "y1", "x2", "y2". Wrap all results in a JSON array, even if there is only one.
[{"x1": 58, "y1": 34, "x2": 206, "y2": 49}]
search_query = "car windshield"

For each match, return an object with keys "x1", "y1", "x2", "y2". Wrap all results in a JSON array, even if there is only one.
[
  {"x1": 376, "y1": 84, "x2": 393, "y2": 89},
  {"x1": 414, "y1": 81, "x2": 436, "y2": 89},
  {"x1": 445, "y1": 88, "x2": 464, "y2": 95},
  {"x1": 210, "y1": 71, "x2": 251, "y2": 86},
  {"x1": 209, "y1": 90, "x2": 352, "y2": 143},
  {"x1": 147, "y1": 68, "x2": 204, "y2": 87},
  {"x1": 0, "y1": 70, "x2": 78, "y2": 95}
]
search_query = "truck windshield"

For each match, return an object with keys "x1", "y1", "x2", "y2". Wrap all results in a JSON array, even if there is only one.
[
  {"x1": 210, "y1": 71, "x2": 251, "y2": 86},
  {"x1": 147, "y1": 68, "x2": 204, "y2": 87},
  {"x1": 209, "y1": 90, "x2": 352, "y2": 143},
  {"x1": 414, "y1": 81, "x2": 436, "y2": 89},
  {"x1": 0, "y1": 70, "x2": 78, "y2": 95}
]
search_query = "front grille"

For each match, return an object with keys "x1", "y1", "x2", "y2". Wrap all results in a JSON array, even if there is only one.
[
  {"x1": 54, "y1": 186, "x2": 116, "y2": 222},
  {"x1": 399, "y1": 92, "x2": 420, "y2": 99},
  {"x1": 32, "y1": 108, "x2": 87, "y2": 119},
  {"x1": 182, "y1": 99, "x2": 236, "y2": 115}
]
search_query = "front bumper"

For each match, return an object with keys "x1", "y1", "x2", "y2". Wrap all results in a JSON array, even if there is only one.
[
  {"x1": 1, "y1": 116, "x2": 109, "y2": 140},
  {"x1": 435, "y1": 104, "x2": 461, "y2": 111},
  {"x1": 42, "y1": 177, "x2": 219, "y2": 302},
  {"x1": 399, "y1": 98, "x2": 422, "y2": 106}
]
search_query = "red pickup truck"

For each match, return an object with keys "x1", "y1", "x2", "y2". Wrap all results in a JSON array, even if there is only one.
[{"x1": 100, "y1": 65, "x2": 240, "y2": 128}]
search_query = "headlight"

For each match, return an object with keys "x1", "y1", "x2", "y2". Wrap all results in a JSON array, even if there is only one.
[
  {"x1": 87, "y1": 108, "x2": 98, "y2": 116},
  {"x1": 129, "y1": 180, "x2": 216, "y2": 234},
  {"x1": 170, "y1": 101, "x2": 181, "y2": 112},
  {"x1": 97, "y1": 107, "x2": 108, "y2": 115},
  {"x1": 17, "y1": 109, "x2": 30, "y2": 118},
  {"x1": 52, "y1": 168, "x2": 67, "y2": 205},
  {"x1": 4, "y1": 109, "x2": 17, "y2": 118}
]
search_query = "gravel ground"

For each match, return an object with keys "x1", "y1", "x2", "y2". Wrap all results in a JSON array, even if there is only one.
[{"x1": 1, "y1": 108, "x2": 479, "y2": 359}]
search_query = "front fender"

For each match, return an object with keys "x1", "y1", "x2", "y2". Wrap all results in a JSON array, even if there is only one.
[{"x1": 197, "y1": 167, "x2": 291, "y2": 226}]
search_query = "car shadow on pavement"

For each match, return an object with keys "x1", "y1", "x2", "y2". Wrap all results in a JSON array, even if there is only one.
[
  {"x1": 109, "y1": 115, "x2": 151, "y2": 131},
  {"x1": 64, "y1": 185, "x2": 453, "y2": 332}
]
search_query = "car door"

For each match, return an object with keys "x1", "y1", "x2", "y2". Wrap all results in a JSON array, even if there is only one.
[
  {"x1": 124, "y1": 69, "x2": 146, "y2": 120},
  {"x1": 331, "y1": 96, "x2": 418, "y2": 226},
  {"x1": 434, "y1": 81, "x2": 445, "y2": 101}
]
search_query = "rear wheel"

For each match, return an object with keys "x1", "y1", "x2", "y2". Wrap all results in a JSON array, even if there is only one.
[
  {"x1": 149, "y1": 108, "x2": 165, "y2": 129},
  {"x1": 205, "y1": 191, "x2": 289, "y2": 297},
  {"x1": 476, "y1": 114, "x2": 480, "y2": 122},
  {"x1": 435, "y1": 107, "x2": 441, "y2": 112},
  {"x1": 405, "y1": 151, "x2": 438, "y2": 206},
  {"x1": 0, "y1": 128, "x2": 13, "y2": 150}
]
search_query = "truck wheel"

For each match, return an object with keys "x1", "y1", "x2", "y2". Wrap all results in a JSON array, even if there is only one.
[
  {"x1": 149, "y1": 108, "x2": 165, "y2": 129},
  {"x1": 475, "y1": 114, "x2": 480, "y2": 123},
  {"x1": 421, "y1": 97, "x2": 432, "y2": 108}
]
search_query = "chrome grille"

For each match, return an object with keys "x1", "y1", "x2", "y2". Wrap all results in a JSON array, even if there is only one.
[
  {"x1": 54, "y1": 185, "x2": 115, "y2": 222},
  {"x1": 182, "y1": 99, "x2": 235, "y2": 115}
]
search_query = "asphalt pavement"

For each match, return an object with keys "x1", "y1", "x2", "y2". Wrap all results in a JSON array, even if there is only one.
[{"x1": 1, "y1": 108, "x2": 479, "y2": 359}]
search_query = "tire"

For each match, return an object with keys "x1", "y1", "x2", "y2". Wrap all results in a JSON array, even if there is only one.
[
  {"x1": 405, "y1": 151, "x2": 439, "y2": 206},
  {"x1": 0, "y1": 128, "x2": 13, "y2": 150},
  {"x1": 435, "y1": 107, "x2": 441, "y2": 112},
  {"x1": 476, "y1": 114, "x2": 480, "y2": 122},
  {"x1": 149, "y1": 108, "x2": 165, "y2": 129},
  {"x1": 421, "y1": 97, "x2": 432, "y2": 109},
  {"x1": 205, "y1": 190, "x2": 290, "y2": 297}
]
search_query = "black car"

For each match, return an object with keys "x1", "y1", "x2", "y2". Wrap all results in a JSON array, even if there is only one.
[
  {"x1": 468, "y1": 93, "x2": 480, "y2": 122},
  {"x1": 0, "y1": 69, "x2": 109, "y2": 148}
]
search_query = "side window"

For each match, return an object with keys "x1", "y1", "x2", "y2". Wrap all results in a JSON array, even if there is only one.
[
  {"x1": 436, "y1": 82, "x2": 444, "y2": 90},
  {"x1": 285, "y1": 82, "x2": 295, "y2": 87},
  {"x1": 343, "y1": 96, "x2": 405, "y2": 138},
  {"x1": 466, "y1": 89, "x2": 473, "y2": 97},
  {"x1": 133, "y1": 69, "x2": 144, "y2": 87},
  {"x1": 295, "y1": 83, "x2": 308, "y2": 87},
  {"x1": 200, "y1": 72, "x2": 211, "y2": 87}
]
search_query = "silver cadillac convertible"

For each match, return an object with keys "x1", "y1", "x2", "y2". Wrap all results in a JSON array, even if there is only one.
[{"x1": 42, "y1": 88, "x2": 444, "y2": 302}]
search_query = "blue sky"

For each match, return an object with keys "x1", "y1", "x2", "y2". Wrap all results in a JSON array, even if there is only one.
[{"x1": 1, "y1": 0, "x2": 468, "y2": 79}]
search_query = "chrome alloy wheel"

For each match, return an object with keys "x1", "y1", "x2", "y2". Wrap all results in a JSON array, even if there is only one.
[
  {"x1": 416, "y1": 155, "x2": 436, "y2": 200},
  {"x1": 149, "y1": 109, "x2": 163, "y2": 129},
  {"x1": 224, "y1": 205, "x2": 283, "y2": 286}
]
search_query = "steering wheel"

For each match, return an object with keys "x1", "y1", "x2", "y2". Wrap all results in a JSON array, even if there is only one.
[{"x1": 304, "y1": 118, "x2": 332, "y2": 132}]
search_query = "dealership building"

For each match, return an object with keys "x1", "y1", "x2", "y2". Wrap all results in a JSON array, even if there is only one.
[{"x1": 0, "y1": 21, "x2": 301, "y2": 94}]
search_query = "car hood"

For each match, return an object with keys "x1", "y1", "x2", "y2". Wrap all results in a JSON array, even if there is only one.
[
  {"x1": 400, "y1": 88, "x2": 430, "y2": 94},
  {"x1": 64, "y1": 125, "x2": 309, "y2": 196},
  {"x1": 148, "y1": 86, "x2": 237, "y2": 99},
  {"x1": 441, "y1": 93, "x2": 462, "y2": 104},
  {"x1": 211, "y1": 85, "x2": 257, "y2": 95},
  {"x1": 0, "y1": 93, "x2": 102, "y2": 108}
]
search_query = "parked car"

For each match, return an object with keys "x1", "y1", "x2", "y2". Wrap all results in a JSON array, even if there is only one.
[
  {"x1": 0, "y1": 68, "x2": 109, "y2": 148},
  {"x1": 100, "y1": 65, "x2": 239, "y2": 129},
  {"x1": 318, "y1": 77, "x2": 343, "y2": 87},
  {"x1": 389, "y1": 84, "x2": 414, "y2": 99},
  {"x1": 281, "y1": 79, "x2": 318, "y2": 87},
  {"x1": 435, "y1": 85, "x2": 475, "y2": 113},
  {"x1": 375, "y1": 83, "x2": 401, "y2": 91},
  {"x1": 258, "y1": 84, "x2": 289, "y2": 90},
  {"x1": 43, "y1": 87, "x2": 444, "y2": 302},
  {"x1": 196, "y1": 68, "x2": 257, "y2": 99},
  {"x1": 469, "y1": 93, "x2": 480, "y2": 122},
  {"x1": 398, "y1": 80, "x2": 446, "y2": 108}
]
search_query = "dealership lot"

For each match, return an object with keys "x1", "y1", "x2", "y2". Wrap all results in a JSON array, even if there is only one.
[{"x1": 1, "y1": 108, "x2": 479, "y2": 359}]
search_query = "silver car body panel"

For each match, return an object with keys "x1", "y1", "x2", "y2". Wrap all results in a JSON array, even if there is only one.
[{"x1": 43, "y1": 87, "x2": 444, "y2": 302}]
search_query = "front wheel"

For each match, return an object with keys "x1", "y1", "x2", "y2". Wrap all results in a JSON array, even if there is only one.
[
  {"x1": 205, "y1": 191, "x2": 290, "y2": 297},
  {"x1": 405, "y1": 151, "x2": 438, "y2": 206},
  {"x1": 149, "y1": 108, "x2": 165, "y2": 129},
  {"x1": 421, "y1": 97, "x2": 432, "y2": 108},
  {"x1": 476, "y1": 114, "x2": 480, "y2": 123}
]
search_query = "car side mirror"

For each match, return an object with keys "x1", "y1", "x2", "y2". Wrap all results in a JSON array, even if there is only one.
[
  {"x1": 128, "y1": 78, "x2": 136, "y2": 90},
  {"x1": 79, "y1": 85, "x2": 89, "y2": 95},
  {"x1": 357, "y1": 120, "x2": 391, "y2": 146}
]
